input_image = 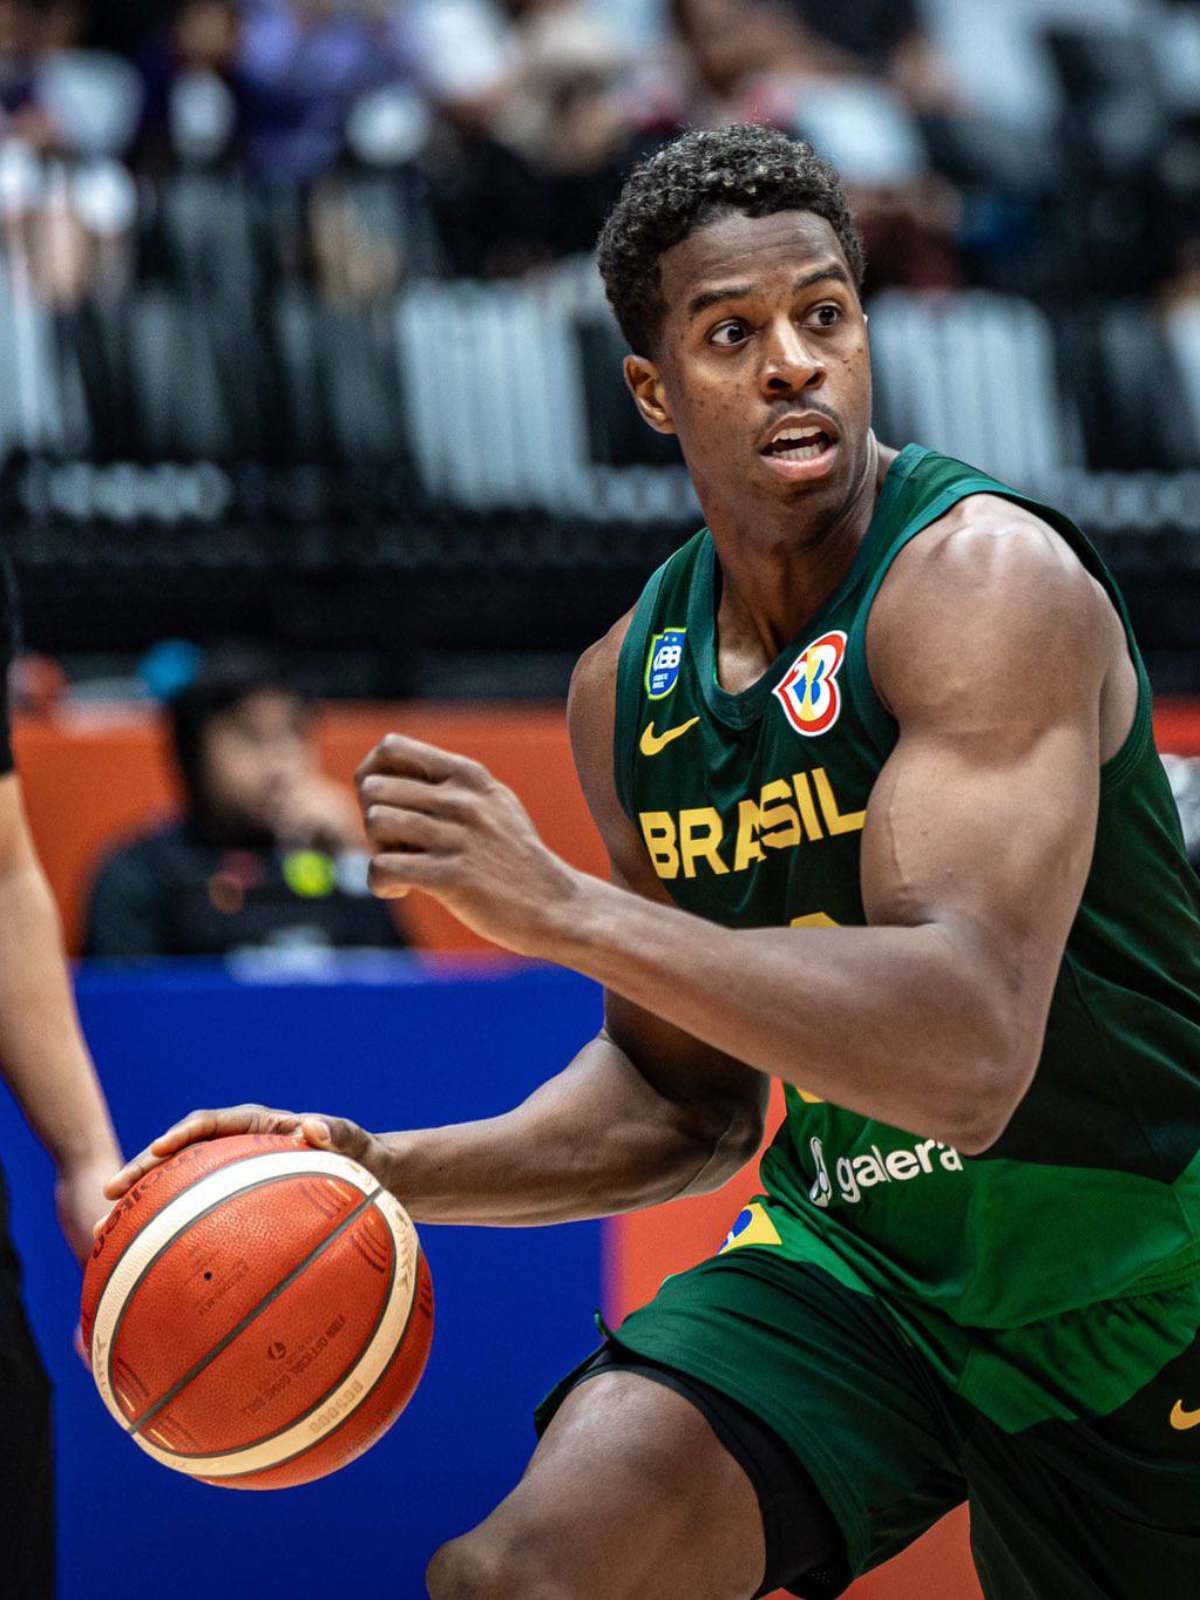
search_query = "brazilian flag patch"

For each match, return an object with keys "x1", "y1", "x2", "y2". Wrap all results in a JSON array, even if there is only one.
[{"x1": 720, "y1": 1202, "x2": 783, "y2": 1254}]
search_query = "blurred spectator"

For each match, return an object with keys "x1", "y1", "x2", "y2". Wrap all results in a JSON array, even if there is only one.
[
  {"x1": 414, "y1": 0, "x2": 638, "y2": 273},
  {"x1": 132, "y1": 2, "x2": 243, "y2": 171},
  {"x1": 652, "y1": 0, "x2": 961, "y2": 291},
  {"x1": 783, "y1": 0, "x2": 959, "y2": 116},
  {"x1": 234, "y1": 0, "x2": 416, "y2": 182},
  {"x1": 0, "y1": 0, "x2": 62, "y2": 152},
  {"x1": 137, "y1": 1, "x2": 420, "y2": 180},
  {"x1": 418, "y1": 0, "x2": 628, "y2": 172},
  {"x1": 661, "y1": 0, "x2": 814, "y2": 129},
  {"x1": 0, "y1": 0, "x2": 141, "y2": 307},
  {"x1": 0, "y1": 0, "x2": 143, "y2": 156},
  {"x1": 83, "y1": 647, "x2": 407, "y2": 959}
]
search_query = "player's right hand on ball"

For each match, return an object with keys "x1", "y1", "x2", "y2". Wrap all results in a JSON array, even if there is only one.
[{"x1": 103, "y1": 1105, "x2": 389, "y2": 1203}]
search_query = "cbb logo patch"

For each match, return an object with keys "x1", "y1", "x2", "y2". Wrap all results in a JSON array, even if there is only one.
[
  {"x1": 645, "y1": 627, "x2": 687, "y2": 700},
  {"x1": 773, "y1": 630, "x2": 847, "y2": 737}
]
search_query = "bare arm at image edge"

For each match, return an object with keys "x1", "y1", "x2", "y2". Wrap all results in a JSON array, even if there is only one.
[{"x1": 0, "y1": 567, "x2": 121, "y2": 1262}]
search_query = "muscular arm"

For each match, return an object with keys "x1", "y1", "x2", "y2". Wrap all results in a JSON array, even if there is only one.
[
  {"x1": 531, "y1": 513, "x2": 1111, "y2": 1151},
  {"x1": 358, "y1": 506, "x2": 1118, "y2": 1156},
  {"x1": 380, "y1": 619, "x2": 767, "y2": 1224},
  {"x1": 0, "y1": 775, "x2": 122, "y2": 1258},
  {"x1": 109, "y1": 507, "x2": 1120, "y2": 1206}
]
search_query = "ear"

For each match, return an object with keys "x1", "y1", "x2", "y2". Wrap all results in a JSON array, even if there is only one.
[{"x1": 623, "y1": 354, "x2": 676, "y2": 436}]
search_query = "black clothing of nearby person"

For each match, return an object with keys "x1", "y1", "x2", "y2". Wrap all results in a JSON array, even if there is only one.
[
  {"x1": 789, "y1": 0, "x2": 918, "y2": 70},
  {"x1": 84, "y1": 820, "x2": 405, "y2": 959}
]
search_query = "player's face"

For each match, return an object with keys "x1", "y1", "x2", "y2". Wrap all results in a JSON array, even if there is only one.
[
  {"x1": 199, "y1": 689, "x2": 313, "y2": 835},
  {"x1": 626, "y1": 209, "x2": 872, "y2": 523}
]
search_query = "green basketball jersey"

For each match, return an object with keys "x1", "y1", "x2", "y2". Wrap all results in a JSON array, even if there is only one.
[{"x1": 613, "y1": 444, "x2": 1200, "y2": 1428}]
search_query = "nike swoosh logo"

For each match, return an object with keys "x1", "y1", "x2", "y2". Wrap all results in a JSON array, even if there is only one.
[
  {"x1": 639, "y1": 717, "x2": 700, "y2": 757},
  {"x1": 1170, "y1": 1400, "x2": 1200, "y2": 1431}
]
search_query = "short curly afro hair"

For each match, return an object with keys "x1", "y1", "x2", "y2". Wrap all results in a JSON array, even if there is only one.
[{"x1": 597, "y1": 125, "x2": 865, "y2": 356}]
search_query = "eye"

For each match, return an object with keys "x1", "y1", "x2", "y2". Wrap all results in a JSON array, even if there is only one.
[
  {"x1": 709, "y1": 319, "x2": 750, "y2": 348},
  {"x1": 808, "y1": 303, "x2": 842, "y2": 329}
]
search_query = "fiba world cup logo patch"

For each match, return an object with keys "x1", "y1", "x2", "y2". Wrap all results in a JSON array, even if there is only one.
[
  {"x1": 773, "y1": 630, "x2": 847, "y2": 737},
  {"x1": 645, "y1": 627, "x2": 687, "y2": 700}
]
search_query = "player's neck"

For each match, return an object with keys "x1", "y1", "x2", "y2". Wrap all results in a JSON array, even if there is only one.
[{"x1": 708, "y1": 436, "x2": 892, "y2": 684}]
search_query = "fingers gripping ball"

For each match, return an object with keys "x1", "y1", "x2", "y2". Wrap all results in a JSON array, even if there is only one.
[{"x1": 81, "y1": 1134, "x2": 433, "y2": 1489}]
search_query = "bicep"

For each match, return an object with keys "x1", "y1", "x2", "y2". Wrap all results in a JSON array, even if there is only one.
[
  {"x1": 861, "y1": 514, "x2": 1106, "y2": 1032},
  {"x1": 862, "y1": 715, "x2": 1098, "y2": 994}
]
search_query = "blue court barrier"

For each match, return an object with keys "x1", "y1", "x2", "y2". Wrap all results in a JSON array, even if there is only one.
[{"x1": 0, "y1": 957, "x2": 605, "y2": 1599}]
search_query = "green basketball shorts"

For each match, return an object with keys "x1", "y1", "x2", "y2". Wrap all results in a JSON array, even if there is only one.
[{"x1": 540, "y1": 1217, "x2": 1200, "y2": 1598}]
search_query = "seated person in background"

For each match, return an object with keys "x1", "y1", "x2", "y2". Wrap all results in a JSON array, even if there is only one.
[{"x1": 84, "y1": 647, "x2": 407, "y2": 959}]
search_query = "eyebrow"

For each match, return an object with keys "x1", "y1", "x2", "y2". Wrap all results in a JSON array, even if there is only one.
[{"x1": 684, "y1": 264, "x2": 851, "y2": 322}]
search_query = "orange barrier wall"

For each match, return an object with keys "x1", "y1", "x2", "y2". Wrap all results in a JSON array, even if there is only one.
[
  {"x1": 17, "y1": 695, "x2": 1200, "y2": 1597},
  {"x1": 20, "y1": 696, "x2": 1200, "y2": 957},
  {"x1": 14, "y1": 703, "x2": 608, "y2": 957}
]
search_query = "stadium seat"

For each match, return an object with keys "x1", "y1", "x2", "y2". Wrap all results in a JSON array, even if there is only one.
[
  {"x1": 0, "y1": 268, "x2": 76, "y2": 458},
  {"x1": 573, "y1": 316, "x2": 681, "y2": 469},
  {"x1": 394, "y1": 282, "x2": 589, "y2": 507},
  {"x1": 868, "y1": 288, "x2": 1074, "y2": 485},
  {"x1": 1056, "y1": 301, "x2": 1199, "y2": 472},
  {"x1": 272, "y1": 288, "x2": 413, "y2": 466}
]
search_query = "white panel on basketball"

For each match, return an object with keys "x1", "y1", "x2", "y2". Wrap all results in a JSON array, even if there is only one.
[{"x1": 90, "y1": 1151, "x2": 419, "y2": 1478}]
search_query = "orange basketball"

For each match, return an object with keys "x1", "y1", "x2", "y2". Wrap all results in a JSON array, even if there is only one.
[{"x1": 81, "y1": 1132, "x2": 434, "y2": 1489}]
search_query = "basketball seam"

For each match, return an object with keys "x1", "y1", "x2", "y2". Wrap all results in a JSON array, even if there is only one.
[
  {"x1": 90, "y1": 1150, "x2": 382, "y2": 1437},
  {"x1": 97, "y1": 1140, "x2": 293, "y2": 1280},
  {"x1": 103, "y1": 1168, "x2": 364, "y2": 1421},
  {"x1": 142, "y1": 1202, "x2": 405, "y2": 1462},
  {"x1": 200, "y1": 1244, "x2": 425, "y2": 1482},
  {"x1": 133, "y1": 1198, "x2": 421, "y2": 1478},
  {"x1": 126, "y1": 1180, "x2": 382, "y2": 1438}
]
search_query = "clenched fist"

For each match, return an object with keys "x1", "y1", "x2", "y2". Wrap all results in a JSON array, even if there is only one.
[{"x1": 355, "y1": 734, "x2": 583, "y2": 955}]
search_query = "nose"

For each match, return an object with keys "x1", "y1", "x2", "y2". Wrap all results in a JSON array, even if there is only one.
[{"x1": 759, "y1": 317, "x2": 824, "y2": 399}]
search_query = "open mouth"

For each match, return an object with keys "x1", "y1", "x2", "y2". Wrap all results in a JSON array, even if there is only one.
[{"x1": 761, "y1": 428, "x2": 835, "y2": 462}]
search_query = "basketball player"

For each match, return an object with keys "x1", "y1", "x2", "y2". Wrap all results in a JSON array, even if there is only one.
[
  {"x1": 109, "y1": 127, "x2": 1200, "y2": 1597},
  {"x1": 0, "y1": 555, "x2": 123, "y2": 1596}
]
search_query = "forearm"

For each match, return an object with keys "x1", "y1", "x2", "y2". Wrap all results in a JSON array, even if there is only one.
[
  {"x1": 0, "y1": 861, "x2": 119, "y2": 1168},
  {"x1": 542, "y1": 877, "x2": 1015, "y2": 1152},
  {"x1": 381, "y1": 1032, "x2": 744, "y2": 1225}
]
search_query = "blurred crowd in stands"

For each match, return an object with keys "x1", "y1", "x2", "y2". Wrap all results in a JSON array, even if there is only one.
[
  {"x1": 1, "y1": 1, "x2": 1198, "y2": 927},
  {"x1": 0, "y1": 0, "x2": 1197, "y2": 297}
]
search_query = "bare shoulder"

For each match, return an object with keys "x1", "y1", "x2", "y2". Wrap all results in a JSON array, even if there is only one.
[
  {"x1": 568, "y1": 609, "x2": 633, "y2": 730},
  {"x1": 868, "y1": 494, "x2": 1119, "y2": 725},
  {"x1": 567, "y1": 608, "x2": 635, "y2": 768},
  {"x1": 566, "y1": 608, "x2": 643, "y2": 863},
  {"x1": 880, "y1": 494, "x2": 1107, "y2": 629}
]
